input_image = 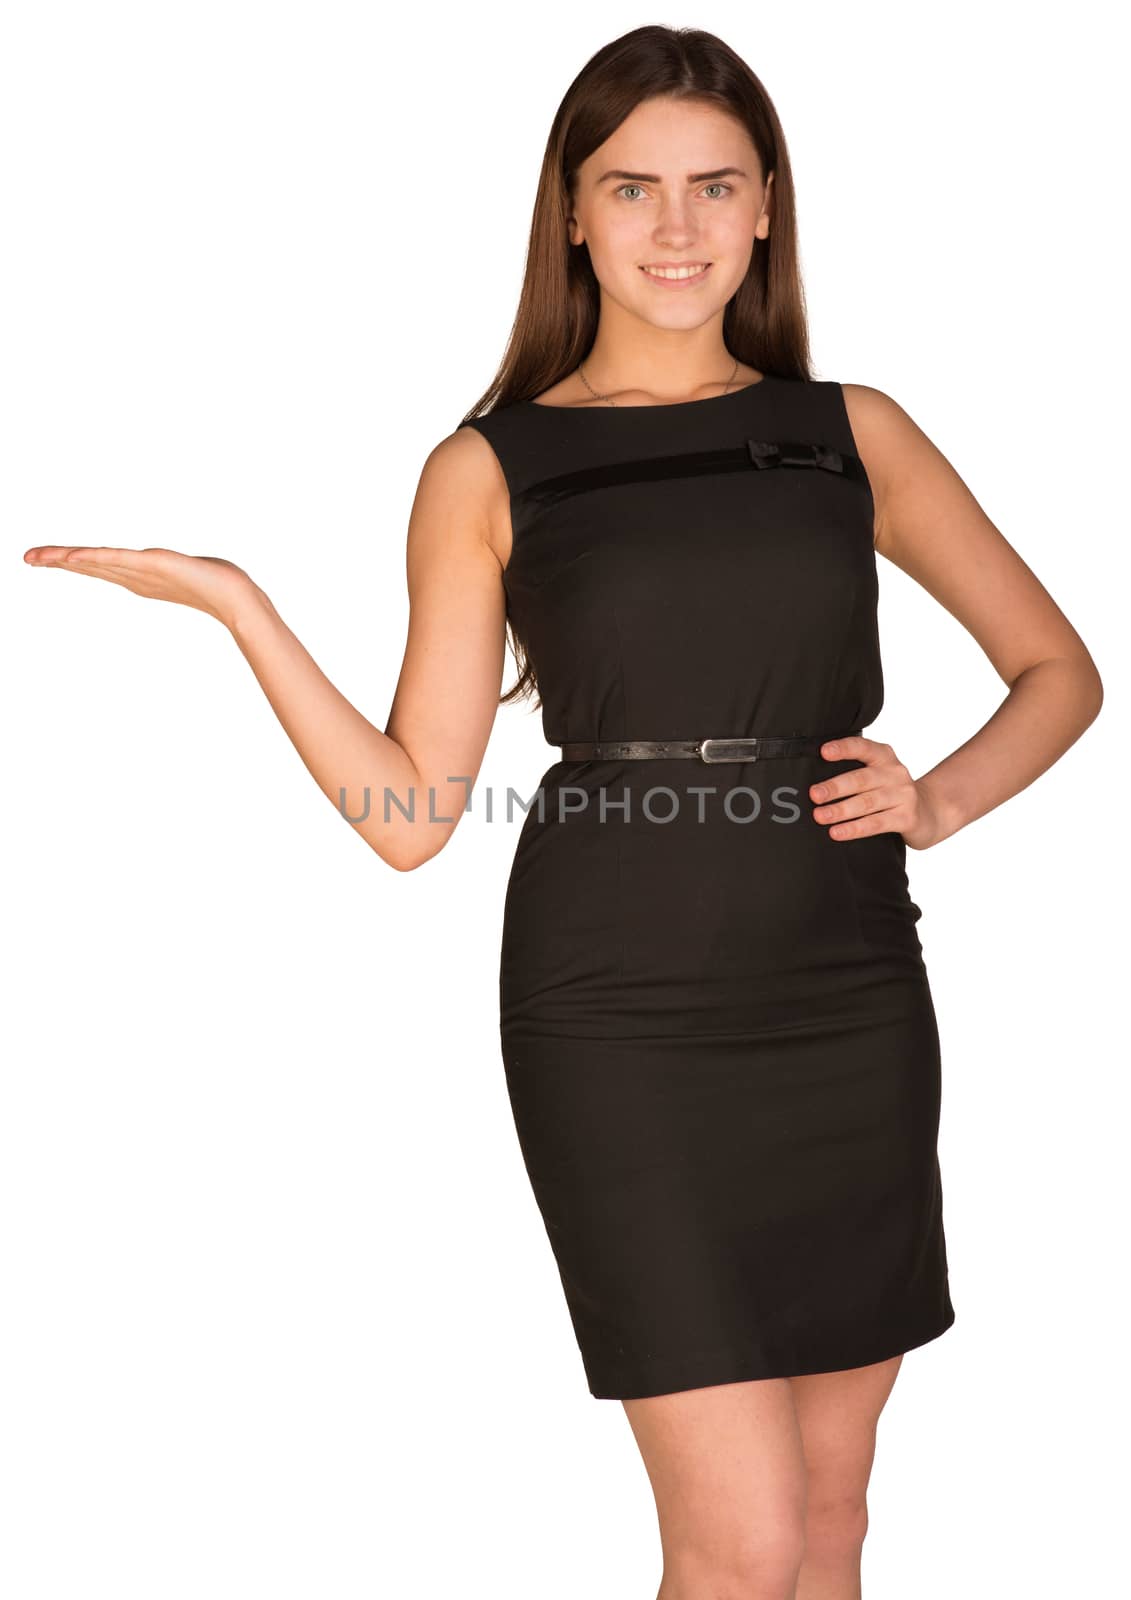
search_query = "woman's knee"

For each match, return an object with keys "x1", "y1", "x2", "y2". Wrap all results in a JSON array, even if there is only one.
[
  {"x1": 623, "y1": 1377, "x2": 808, "y2": 1596},
  {"x1": 663, "y1": 1518, "x2": 807, "y2": 1599},
  {"x1": 803, "y1": 1492, "x2": 869, "y2": 1561}
]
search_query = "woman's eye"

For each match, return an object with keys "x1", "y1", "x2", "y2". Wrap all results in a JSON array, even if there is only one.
[{"x1": 615, "y1": 182, "x2": 731, "y2": 201}]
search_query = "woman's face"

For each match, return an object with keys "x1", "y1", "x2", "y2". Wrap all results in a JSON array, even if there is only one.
[{"x1": 567, "y1": 96, "x2": 772, "y2": 331}]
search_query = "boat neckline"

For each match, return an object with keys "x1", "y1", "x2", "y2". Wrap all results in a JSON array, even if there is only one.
[{"x1": 516, "y1": 374, "x2": 778, "y2": 414}]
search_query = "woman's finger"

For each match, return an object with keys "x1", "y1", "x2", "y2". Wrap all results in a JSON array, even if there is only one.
[
  {"x1": 819, "y1": 734, "x2": 878, "y2": 762},
  {"x1": 27, "y1": 548, "x2": 154, "y2": 584},
  {"x1": 26, "y1": 545, "x2": 181, "y2": 566},
  {"x1": 61, "y1": 564, "x2": 155, "y2": 587},
  {"x1": 810, "y1": 772, "x2": 860, "y2": 804},
  {"x1": 24, "y1": 543, "x2": 258, "y2": 625},
  {"x1": 25, "y1": 546, "x2": 127, "y2": 566},
  {"x1": 825, "y1": 809, "x2": 906, "y2": 841},
  {"x1": 811, "y1": 786, "x2": 891, "y2": 823},
  {"x1": 811, "y1": 740, "x2": 904, "y2": 801}
]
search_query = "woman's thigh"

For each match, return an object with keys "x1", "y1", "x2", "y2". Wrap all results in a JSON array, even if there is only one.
[
  {"x1": 789, "y1": 1355, "x2": 904, "y2": 1508},
  {"x1": 619, "y1": 1358, "x2": 905, "y2": 1584},
  {"x1": 621, "y1": 1377, "x2": 809, "y2": 1584}
]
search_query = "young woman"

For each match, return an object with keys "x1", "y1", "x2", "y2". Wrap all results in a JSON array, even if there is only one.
[{"x1": 24, "y1": 25, "x2": 1102, "y2": 1600}]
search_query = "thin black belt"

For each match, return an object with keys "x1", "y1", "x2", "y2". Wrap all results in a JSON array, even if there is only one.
[{"x1": 558, "y1": 731, "x2": 861, "y2": 765}]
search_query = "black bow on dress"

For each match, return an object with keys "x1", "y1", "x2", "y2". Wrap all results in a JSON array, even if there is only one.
[
  {"x1": 746, "y1": 440, "x2": 846, "y2": 473},
  {"x1": 514, "y1": 437, "x2": 865, "y2": 519}
]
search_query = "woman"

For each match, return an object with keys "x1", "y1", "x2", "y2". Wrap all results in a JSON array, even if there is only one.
[{"x1": 24, "y1": 25, "x2": 1102, "y2": 1600}]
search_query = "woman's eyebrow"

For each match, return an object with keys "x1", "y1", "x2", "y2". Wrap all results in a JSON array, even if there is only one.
[{"x1": 595, "y1": 166, "x2": 749, "y2": 185}]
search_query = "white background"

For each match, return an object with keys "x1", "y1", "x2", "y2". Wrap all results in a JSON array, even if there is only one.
[{"x1": 2, "y1": 3, "x2": 1126, "y2": 1595}]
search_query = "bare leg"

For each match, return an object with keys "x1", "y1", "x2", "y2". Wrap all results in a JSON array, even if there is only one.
[
  {"x1": 789, "y1": 1355, "x2": 904, "y2": 1600},
  {"x1": 622, "y1": 1376, "x2": 808, "y2": 1600}
]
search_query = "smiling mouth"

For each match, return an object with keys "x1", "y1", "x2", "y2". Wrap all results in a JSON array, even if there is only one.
[{"x1": 639, "y1": 262, "x2": 712, "y2": 284}]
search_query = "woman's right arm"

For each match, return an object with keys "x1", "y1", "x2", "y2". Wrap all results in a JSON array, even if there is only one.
[
  {"x1": 226, "y1": 426, "x2": 511, "y2": 871},
  {"x1": 24, "y1": 425, "x2": 513, "y2": 873}
]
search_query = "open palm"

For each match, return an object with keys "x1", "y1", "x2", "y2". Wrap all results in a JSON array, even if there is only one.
[{"x1": 22, "y1": 544, "x2": 257, "y2": 627}]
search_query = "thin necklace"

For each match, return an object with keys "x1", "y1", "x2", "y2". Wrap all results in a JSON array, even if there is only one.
[{"x1": 576, "y1": 355, "x2": 740, "y2": 407}]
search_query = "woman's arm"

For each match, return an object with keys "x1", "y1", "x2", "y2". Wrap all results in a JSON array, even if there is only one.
[
  {"x1": 841, "y1": 384, "x2": 1104, "y2": 844},
  {"x1": 225, "y1": 427, "x2": 510, "y2": 872},
  {"x1": 23, "y1": 426, "x2": 513, "y2": 872}
]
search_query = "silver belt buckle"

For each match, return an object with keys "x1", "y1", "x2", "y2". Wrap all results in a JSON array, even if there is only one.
[{"x1": 698, "y1": 737, "x2": 761, "y2": 764}]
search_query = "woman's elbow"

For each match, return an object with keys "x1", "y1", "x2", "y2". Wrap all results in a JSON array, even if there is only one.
[{"x1": 376, "y1": 831, "x2": 451, "y2": 873}]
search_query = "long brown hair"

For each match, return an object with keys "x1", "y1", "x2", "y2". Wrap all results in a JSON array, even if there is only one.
[{"x1": 463, "y1": 24, "x2": 815, "y2": 708}]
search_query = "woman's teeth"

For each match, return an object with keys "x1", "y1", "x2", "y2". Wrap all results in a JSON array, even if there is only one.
[{"x1": 640, "y1": 263, "x2": 711, "y2": 283}]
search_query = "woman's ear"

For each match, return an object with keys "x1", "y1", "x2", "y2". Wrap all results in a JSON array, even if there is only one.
[{"x1": 756, "y1": 170, "x2": 774, "y2": 241}]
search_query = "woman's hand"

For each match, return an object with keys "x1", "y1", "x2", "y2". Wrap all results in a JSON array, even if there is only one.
[
  {"x1": 22, "y1": 544, "x2": 264, "y2": 629},
  {"x1": 809, "y1": 735, "x2": 951, "y2": 851}
]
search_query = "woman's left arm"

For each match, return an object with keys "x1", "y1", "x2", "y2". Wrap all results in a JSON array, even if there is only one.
[{"x1": 826, "y1": 383, "x2": 1104, "y2": 850}]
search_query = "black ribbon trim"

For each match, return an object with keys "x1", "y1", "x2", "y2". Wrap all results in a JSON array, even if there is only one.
[{"x1": 515, "y1": 437, "x2": 869, "y2": 513}]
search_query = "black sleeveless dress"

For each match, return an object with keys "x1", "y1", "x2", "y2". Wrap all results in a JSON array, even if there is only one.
[{"x1": 459, "y1": 375, "x2": 955, "y2": 1401}]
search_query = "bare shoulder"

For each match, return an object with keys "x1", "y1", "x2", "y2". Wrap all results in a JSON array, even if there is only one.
[
  {"x1": 838, "y1": 382, "x2": 970, "y2": 558},
  {"x1": 839, "y1": 381, "x2": 927, "y2": 467},
  {"x1": 408, "y1": 423, "x2": 513, "y2": 575},
  {"x1": 834, "y1": 381, "x2": 1102, "y2": 693}
]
